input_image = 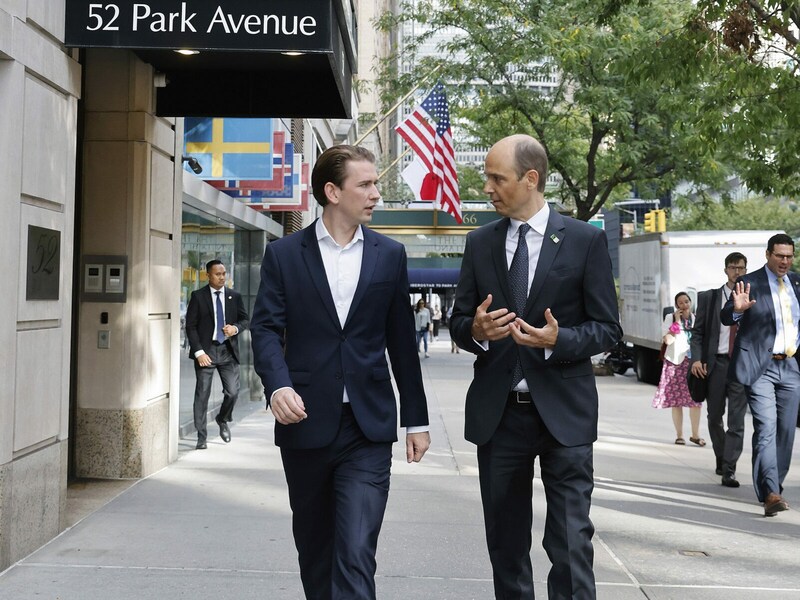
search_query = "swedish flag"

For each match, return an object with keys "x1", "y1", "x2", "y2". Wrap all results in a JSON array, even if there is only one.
[{"x1": 184, "y1": 118, "x2": 273, "y2": 180}]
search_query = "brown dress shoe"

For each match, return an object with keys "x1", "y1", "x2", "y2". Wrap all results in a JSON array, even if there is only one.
[{"x1": 764, "y1": 492, "x2": 789, "y2": 517}]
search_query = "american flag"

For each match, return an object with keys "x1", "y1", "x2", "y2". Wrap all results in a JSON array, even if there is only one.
[{"x1": 396, "y1": 83, "x2": 462, "y2": 223}]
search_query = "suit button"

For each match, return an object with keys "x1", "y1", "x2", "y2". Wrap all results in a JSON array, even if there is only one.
[
  {"x1": 340, "y1": 335, "x2": 346, "y2": 342},
  {"x1": 335, "y1": 372, "x2": 342, "y2": 380}
]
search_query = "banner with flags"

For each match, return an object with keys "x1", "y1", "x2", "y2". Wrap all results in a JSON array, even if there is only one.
[
  {"x1": 250, "y1": 161, "x2": 310, "y2": 212},
  {"x1": 184, "y1": 118, "x2": 273, "y2": 180},
  {"x1": 186, "y1": 118, "x2": 308, "y2": 212},
  {"x1": 395, "y1": 82, "x2": 462, "y2": 223}
]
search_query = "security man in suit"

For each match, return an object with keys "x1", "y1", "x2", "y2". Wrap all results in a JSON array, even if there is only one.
[
  {"x1": 690, "y1": 252, "x2": 749, "y2": 487},
  {"x1": 185, "y1": 259, "x2": 249, "y2": 450},
  {"x1": 250, "y1": 145, "x2": 430, "y2": 600},
  {"x1": 722, "y1": 233, "x2": 800, "y2": 517},
  {"x1": 450, "y1": 134, "x2": 621, "y2": 599}
]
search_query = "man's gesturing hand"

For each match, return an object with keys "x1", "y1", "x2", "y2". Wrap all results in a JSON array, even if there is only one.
[
  {"x1": 731, "y1": 281, "x2": 756, "y2": 313},
  {"x1": 471, "y1": 294, "x2": 516, "y2": 341},
  {"x1": 509, "y1": 308, "x2": 559, "y2": 348}
]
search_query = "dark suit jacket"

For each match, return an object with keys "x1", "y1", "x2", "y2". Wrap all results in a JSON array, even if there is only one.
[
  {"x1": 185, "y1": 285, "x2": 249, "y2": 363},
  {"x1": 250, "y1": 222, "x2": 428, "y2": 450},
  {"x1": 721, "y1": 266, "x2": 800, "y2": 385},
  {"x1": 691, "y1": 287, "x2": 723, "y2": 371},
  {"x1": 450, "y1": 211, "x2": 622, "y2": 447}
]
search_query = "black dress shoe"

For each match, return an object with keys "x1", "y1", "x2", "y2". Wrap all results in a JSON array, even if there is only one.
[
  {"x1": 721, "y1": 474, "x2": 740, "y2": 488},
  {"x1": 196, "y1": 441, "x2": 207, "y2": 450},
  {"x1": 216, "y1": 418, "x2": 231, "y2": 443}
]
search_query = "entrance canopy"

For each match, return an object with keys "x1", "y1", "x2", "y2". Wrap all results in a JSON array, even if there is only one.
[
  {"x1": 65, "y1": 0, "x2": 354, "y2": 117},
  {"x1": 408, "y1": 268, "x2": 461, "y2": 289}
]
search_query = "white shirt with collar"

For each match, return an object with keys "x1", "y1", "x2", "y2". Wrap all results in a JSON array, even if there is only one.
[
  {"x1": 473, "y1": 203, "x2": 552, "y2": 391},
  {"x1": 765, "y1": 267, "x2": 800, "y2": 354},
  {"x1": 274, "y1": 219, "x2": 428, "y2": 434},
  {"x1": 194, "y1": 285, "x2": 237, "y2": 358}
]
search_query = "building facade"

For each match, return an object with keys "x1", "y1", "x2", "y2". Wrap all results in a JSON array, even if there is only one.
[{"x1": 0, "y1": 0, "x2": 357, "y2": 570}]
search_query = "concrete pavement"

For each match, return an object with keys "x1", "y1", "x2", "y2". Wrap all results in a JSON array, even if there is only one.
[{"x1": 1, "y1": 334, "x2": 799, "y2": 599}]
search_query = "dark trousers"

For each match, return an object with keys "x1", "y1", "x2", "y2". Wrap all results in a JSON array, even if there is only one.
[
  {"x1": 746, "y1": 358, "x2": 800, "y2": 502},
  {"x1": 192, "y1": 342, "x2": 239, "y2": 443},
  {"x1": 477, "y1": 398, "x2": 596, "y2": 600},
  {"x1": 280, "y1": 405, "x2": 392, "y2": 600},
  {"x1": 705, "y1": 355, "x2": 747, "y2": 475}
]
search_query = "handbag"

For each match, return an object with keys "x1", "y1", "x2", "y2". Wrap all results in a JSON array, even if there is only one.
[{"x1": 686, "y1": 371, "x2": 707, "y2": 403}]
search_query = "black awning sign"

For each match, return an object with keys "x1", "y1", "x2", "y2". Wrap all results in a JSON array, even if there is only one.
[{"x1": 65, "y1": 1, "x2": 332, "y2": 51}]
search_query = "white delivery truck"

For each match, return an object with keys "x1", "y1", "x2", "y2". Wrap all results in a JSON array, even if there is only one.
[{"x1": 619, "y1": 230, "x2": 783, "y2": 384}]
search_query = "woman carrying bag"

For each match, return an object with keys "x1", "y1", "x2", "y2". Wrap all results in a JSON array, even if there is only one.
[{"x1": 652, "y1": 291, "x2": 706, "y2": 446}]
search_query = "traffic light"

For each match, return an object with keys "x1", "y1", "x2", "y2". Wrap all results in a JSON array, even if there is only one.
[
  {"x1": 656, "y1": 209, "x2": 666, "y2": 232},
  {"x1": 643, "y1": 210, "x2": 656, "y2": 232}
]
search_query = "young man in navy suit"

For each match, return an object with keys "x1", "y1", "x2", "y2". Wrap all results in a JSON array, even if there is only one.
[
  {"x1": 250, "y1": 145, "x2": 430, "y2": 600},
  {"x1": 185, "y1": 259, "x2": 249, "y2": 449},
  {"x1": 722, "y1": 233, "x2": 800, "y2": 517},
  {"x1": 450, "y1": 134, "x2": 621, "y2": 599}
]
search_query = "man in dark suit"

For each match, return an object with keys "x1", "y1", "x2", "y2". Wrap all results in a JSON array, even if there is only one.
[
  {"x1": 722, "y1": 233, "x2": 800, "y2": 517},
  {"x1": 185, "y1": 259, "x2": 249, "y2": 450},
  {"x1": 690, "y1": 252, "x2": 749, "y2": 487},
  {"x1": 450, "y1": 134, "x2": 621, "y2": 599},
  {"x1": 250, "y1": 145, "x2": 430, "y2": 600}
]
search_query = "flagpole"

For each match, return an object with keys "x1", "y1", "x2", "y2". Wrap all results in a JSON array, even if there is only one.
[
  {"x1": 376, "y1": 147, "x2": 412, "y2": 182},
  {"x1": 354, "y1": 65, "x2": 442, "y2": 147}
]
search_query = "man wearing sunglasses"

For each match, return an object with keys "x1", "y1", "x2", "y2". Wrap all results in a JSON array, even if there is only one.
[{"x1": 722, "y1": 233, "x2": 800, "y2": 517}]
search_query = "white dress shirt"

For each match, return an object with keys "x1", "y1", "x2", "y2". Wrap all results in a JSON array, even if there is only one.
[
  {"x1": 316, "y1": 218, "x2": 364, "y2": 407},
  {"x1": 507, "y1": 203, "x2": 551, "y2": 391},
  {"x1": 716, "y1": 285, "x2": 734, "y2": 356},
  {"x1": 472, "y1": 203, "x2": 552, "y2": 391},
  {"x1": 274, "y1": 219, "x2": 428, "y2": 434},
  {"x1": 194, "y1": 285, "x2": 233, "y2": 359}
]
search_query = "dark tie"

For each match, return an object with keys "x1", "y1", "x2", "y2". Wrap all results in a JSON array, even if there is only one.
[
  {"x1": 214, "y1": 291, "x2": 226, "y2": 343},
  {"x1": 509, "y1": 223, "x2": 531, "y2": 389},
  {"x1": 728, "y1": 323, "x2": 737, "y2": 358}
]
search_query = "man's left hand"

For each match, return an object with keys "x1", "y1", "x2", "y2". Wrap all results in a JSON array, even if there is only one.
[
  {"x1": 406, "y1": 431, "x2": 431, "y2": 463},
  {"x1": 509, "y1": 308, "x2": 558, "y2": 348},
  {"x1": 222, "y1": 324, "x2": 237, "y2": 337}
]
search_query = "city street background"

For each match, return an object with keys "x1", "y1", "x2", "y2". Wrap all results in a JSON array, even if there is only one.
[{"x1": 1, "y1": 332, "x2": 799, "y2": 599}]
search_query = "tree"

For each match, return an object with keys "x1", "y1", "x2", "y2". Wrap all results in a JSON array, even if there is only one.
[
  {"x1": 378, "y1": 0, "x2": 734, "y2": 221},
  {"x1": 671, "y1": 196, "x2": 800, "y2": 269},
  {"x1": 595, "y1": 0, "x2": 800, "y2": 198},
  {"x1": 671, "y1": 196, "x2": 800, "y2": 234}
]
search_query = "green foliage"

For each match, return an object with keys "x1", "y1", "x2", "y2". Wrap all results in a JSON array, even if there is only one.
[
  {"x1": 593, "y1": 0, "x2": 800, "y2": 199},
  {"x1": 671, "y1": 196, "x2": 800, "y2": 236},
  {"x1": 378, "y1": 0, "x2": 735, "y2": 221},
  {"x1": 457, "y1": 164, "x2": 486, "y2": 200}
]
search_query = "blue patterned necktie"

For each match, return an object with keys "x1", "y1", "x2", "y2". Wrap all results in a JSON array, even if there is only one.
[
  {"x1": 509, "y1": 223, "x2": 531, "y2": 389},
  {"x1": 214, "y1": 291, "x2": 226, "y2": 343}
]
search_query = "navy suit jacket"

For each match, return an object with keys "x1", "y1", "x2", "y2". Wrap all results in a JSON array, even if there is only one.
[
  {"x1": 185, "y1": 285, "x2": 249, "y2": 364},
  {"x1": 449, "y1": 211, "x2": 622, "y2": 447},
  {"x1": 250, "y1": 222, "x2": 428, "y2": 450},
  {"x1": 721, "y1": 266, "x2": 800, "y2": 385}
]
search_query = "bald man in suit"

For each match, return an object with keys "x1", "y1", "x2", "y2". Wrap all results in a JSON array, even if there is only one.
[{"x1": 450, "y1": 134, "x2": 621, "y2": 599}]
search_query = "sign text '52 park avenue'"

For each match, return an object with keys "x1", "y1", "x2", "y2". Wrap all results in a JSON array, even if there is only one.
[{"x1": 65, "y1": 0, "x2": 333, "y2": 51}]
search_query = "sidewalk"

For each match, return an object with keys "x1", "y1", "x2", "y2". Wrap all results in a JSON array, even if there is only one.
[{"x1": 1, "y1": 335, "x2": 799, "y2": 599}]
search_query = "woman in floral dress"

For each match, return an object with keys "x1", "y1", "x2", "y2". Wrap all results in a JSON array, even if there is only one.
[{"x1": 652, "y1": 291, "x2": 705, "y2": 446}]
